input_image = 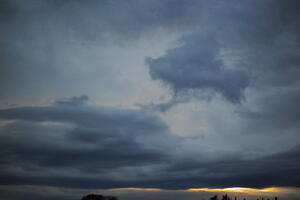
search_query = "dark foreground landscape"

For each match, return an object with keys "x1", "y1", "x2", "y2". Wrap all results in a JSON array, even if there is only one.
[{"x1": 81, "y1": 194, "x2": 279, "y2": 200}]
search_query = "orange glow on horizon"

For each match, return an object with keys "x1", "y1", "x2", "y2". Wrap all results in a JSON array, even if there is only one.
[
  {"x1": 105, "y1": 186, "x2": 299, "y2": 195},
  {"x1": 186, "y1": 187, "x2": 297, "y2": 195}
]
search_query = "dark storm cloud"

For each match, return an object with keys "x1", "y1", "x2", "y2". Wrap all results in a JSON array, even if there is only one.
[
  {"x1": 164, "y1": 146, "x2": 300, "y2": 188},
  {"x1": 1, "y1": 0, "x2": 300, "y2": 195},
  {"x1": 147, "y1": 33, "x2": 250, "y2": 104},
  {"x1": 0, "y1": 96, "x2": 171, "y2": 187},
  {"x1": 0, "y1": 121, "x2": 162, "y2": 168},
  {"x1": 1, "y1": 96, "x2": 300, "y2": 190},
  {"x1": 147, "y1": 0, "x2": 300, "y2": 110}
]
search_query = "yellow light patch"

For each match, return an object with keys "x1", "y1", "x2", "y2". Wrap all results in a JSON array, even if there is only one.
[{"x1": 186, "y1": 187, "x2": 286, "y2": 195}]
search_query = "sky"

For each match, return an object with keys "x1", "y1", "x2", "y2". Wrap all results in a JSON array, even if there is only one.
[{"x1": 1, "y1": 0, "x2": 300, "y2": 200}]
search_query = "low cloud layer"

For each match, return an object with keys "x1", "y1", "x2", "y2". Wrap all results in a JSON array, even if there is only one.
[
  {"x1": 0, "y1": 96, "x2": 300, "y2": 190},
  {"x1": 0, "y1": 96, "x2": 171, "y2": 188},
  {"x1": 2, "y1": 185, "x2": 300, "y2": 200}
]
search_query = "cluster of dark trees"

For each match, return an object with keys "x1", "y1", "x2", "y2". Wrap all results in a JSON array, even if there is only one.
[
  {"x1": 210, "y1": 194, "x2": 278, "y2": 200},
  {"x1": 81, "y1": 194, "x2": 118, "y2": 200},
  {"x1": 81, "y1": 193, "x2": 278, "y2": 200}
]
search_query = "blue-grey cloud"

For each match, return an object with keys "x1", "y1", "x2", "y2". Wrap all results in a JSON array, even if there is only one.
[
  {"x1": 1, "y1": 0, "x2": 300, "y2": 198},
  {"x1": 0, "y1": 96, "x2": 172, "y2": 188},
  {"x1": 146, "y1": 0, "x2": 300, "y2": 111},
  {"x1": 165, "y1": 146, "x2": 300, "y2": 188},
  {"x1": 1, "y1": 96, "x2": 300, "y2": 190},
  {"x1": 55, "y1": 94, "x2": 89, "y2": 106},
  {"x1": 0, "y1": 0, "x2": 200, "y2": 102},
  {"x1": 147, "y1": 33, "x2": 250, "y2": 104}
]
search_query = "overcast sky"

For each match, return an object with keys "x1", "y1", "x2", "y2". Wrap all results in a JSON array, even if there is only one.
[{"x1": 1, "y1": 0, "x2": 300, "y2": 200}]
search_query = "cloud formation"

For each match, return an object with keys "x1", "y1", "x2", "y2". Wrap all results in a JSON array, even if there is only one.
[
  {"x1": 0, "y1": 96, "x2": 300, "y2": 190},
  {"x1": 147, "y1": 0, "x2": 300, "y2": 110},
  {"x1": 0, "y1": 96, "x2": 172, "y2": 188},
  {"x1": 1, "y1": 1, "x2": 300, "y2": 199},
  {"x1": 147, "y1": 33, "x2": 250, "y2": 104},
  {"x1": 0, "y1": 0, "x2": 199, "y2": 102}
]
